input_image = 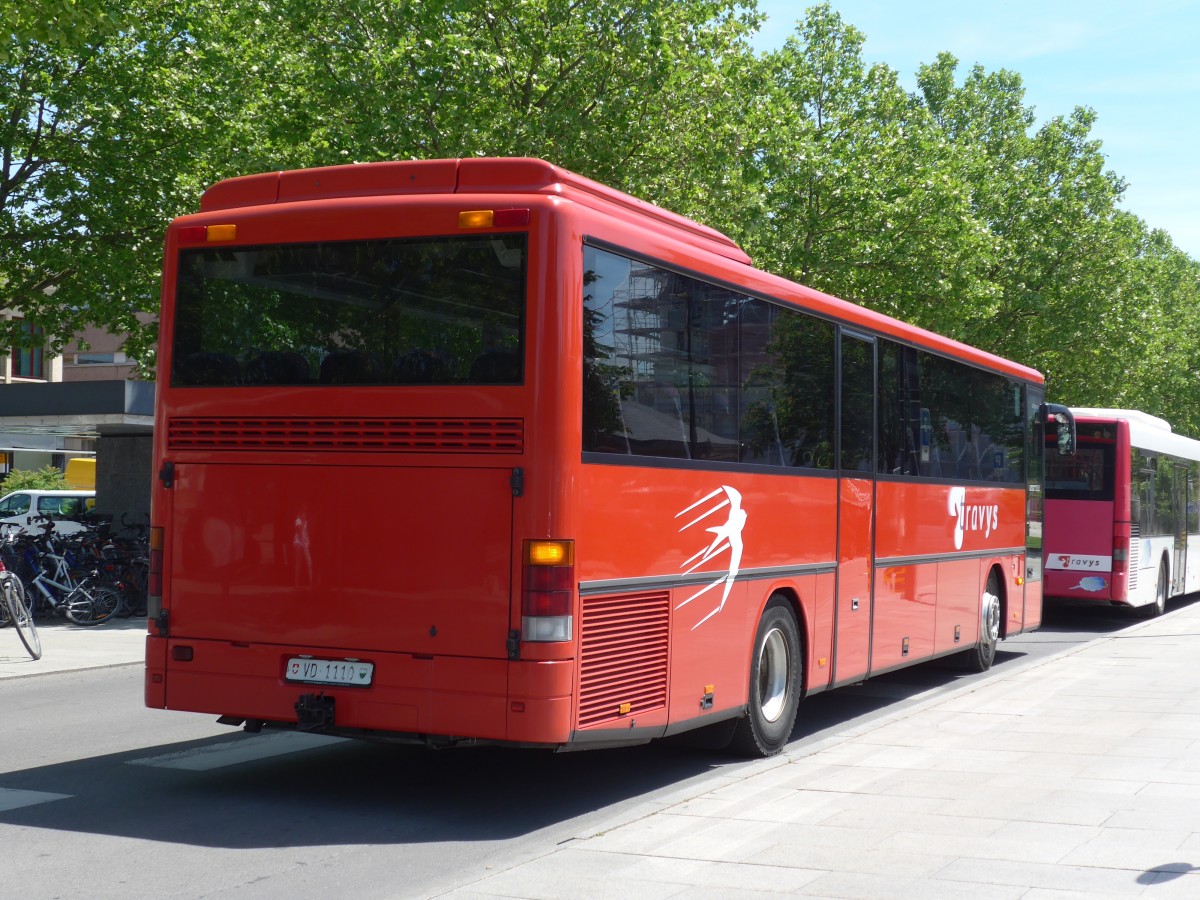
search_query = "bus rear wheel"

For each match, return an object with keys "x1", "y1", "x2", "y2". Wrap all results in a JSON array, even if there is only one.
[
  {"x1": 729, "y1": 596, "x2": 801, "y2": 758},
  {"x1": 962, "y1": 571, "x2": 1001, "y2": 673}
]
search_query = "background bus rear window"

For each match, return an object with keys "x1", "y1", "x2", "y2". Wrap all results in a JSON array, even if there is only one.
[
  {"x1": 172, "y1": 235, "x2": 526, "y2": 387},
  {"x1": 1046, "y1": 439, "x2": 1115, "y2": 501}
]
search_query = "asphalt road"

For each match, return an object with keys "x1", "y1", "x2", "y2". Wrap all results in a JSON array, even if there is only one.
[{"x1": 0, "y1": 595, "x2": 1181, "y2": 898}]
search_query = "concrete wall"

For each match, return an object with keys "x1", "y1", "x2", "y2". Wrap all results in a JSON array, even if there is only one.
[{"x1": 95, "y1": 433, "x2": 152, "y2": 530}]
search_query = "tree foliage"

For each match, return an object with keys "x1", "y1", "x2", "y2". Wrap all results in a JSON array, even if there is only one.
[
  {"x1": 0, "y1": 465, "x2": 68, "y2": 492},
  {"x1": 1, "y1": 0, "x2": 1199, "y2": 432}
]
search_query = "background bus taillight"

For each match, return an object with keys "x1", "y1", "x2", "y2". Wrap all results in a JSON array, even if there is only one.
[
  {"x1": 1111, "y1": 521, "x2": 1130, "y2": 600},
  {"x1": 522, "y1": 540, "x2": 574, "y2": 642},
  {"x1": 147, "y1": 526, "x2": 165, "y2": 618}
]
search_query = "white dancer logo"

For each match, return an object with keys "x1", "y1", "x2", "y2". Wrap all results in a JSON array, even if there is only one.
[{"x1": 675, "y1": 485, "x2": 748, "y2": 629}]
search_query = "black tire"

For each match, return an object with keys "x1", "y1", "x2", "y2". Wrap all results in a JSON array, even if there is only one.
[
  {"x1": 5, "y1": 574, "x2": 41, "y2": 660},
  {"x1": 66, "y1": 584, "x2": 122, "y2": 626},
  {"x1": 963, "y1": 570, "x2": 1001, "y2": 673},
  {"x1": 116, "y1": 562, "x2": 149, "y2": 617},
  {"x1": 729, "y1": 596, "x2": 802, "y2": 758},
  {"x1": 25, "y1": 581, "x2": 47, "y2": 619},
  {"x1": 1138, "y1": 560, "x2": 1168, "y2": 618}
]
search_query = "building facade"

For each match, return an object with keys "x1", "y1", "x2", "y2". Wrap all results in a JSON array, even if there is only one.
[{"x1": 0, "y1": 315, "x2": 154, "y2": 524}]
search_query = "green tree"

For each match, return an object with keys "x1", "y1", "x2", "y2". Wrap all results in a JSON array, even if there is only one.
[
  {"x1": 745, "y1": 5, "x2": 992, "y2": 334},
  {"x1": 1, "y1": 0, "x2": 763, "y2": 374},
  {"x1": 244, "y1": 0, "x2": 763, "y2": 200},
  {"x1": 0, "y1": 3, "x2": 236, "y2": 368},
  {"x1": 0, "y1": 0, "x2": 125, "y2": 62},
  {"x1": 914, "y1": 53, "x2": 1181, "y2": 414}
]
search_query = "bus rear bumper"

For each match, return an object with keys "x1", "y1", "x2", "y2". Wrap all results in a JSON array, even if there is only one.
[{"x1": 145, "y1": 636, "x2": 575, "y2": 746}]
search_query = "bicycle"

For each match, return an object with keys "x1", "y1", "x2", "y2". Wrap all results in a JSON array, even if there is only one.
[
  {"x1": 22, "y1": 519, "x2": 121, "y2": 626},
  {"x1": 2, "y1": 563, "x2": 40, "y2": 660}
]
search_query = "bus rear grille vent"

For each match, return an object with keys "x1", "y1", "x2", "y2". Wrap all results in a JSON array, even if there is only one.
[
  {"x1": 167, "y1": 417, "x2": 524, "y2": 453},
  {"x1": 577, "y1": 591, "x2": 669, "y2": 730},
  {"x1": 1128, "y1": 524, "x2": 1140, "y2": 590}
]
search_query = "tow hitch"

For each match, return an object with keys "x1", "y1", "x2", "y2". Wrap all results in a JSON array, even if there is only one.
[{"x1": 295, "y1": 693, "x2": 336, "y2": 731}]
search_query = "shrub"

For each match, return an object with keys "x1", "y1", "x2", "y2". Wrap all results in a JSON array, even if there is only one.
[{"x1": 1, "y1": 466, "x2": 69, "y2": 493}]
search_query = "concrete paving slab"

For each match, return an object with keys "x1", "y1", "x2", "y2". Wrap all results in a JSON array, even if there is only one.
[
  {"x1": 438, "y1": 600, "x2": 1200, "y2": 898},
  {"x1": 0, "y1": 616, "x2": 145, "y2": 679}
]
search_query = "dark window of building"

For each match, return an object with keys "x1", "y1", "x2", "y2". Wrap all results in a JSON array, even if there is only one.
[{"x1": 11, "y1": 322, "x2": 45, "y2": 379}]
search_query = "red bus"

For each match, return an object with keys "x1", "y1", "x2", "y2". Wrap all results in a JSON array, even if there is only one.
[
  {"x1": 1045, "y1": 408, "x2": 1200, "y2": 617},
  {"x1": 145, "y1": 158, "x2": 1073, "y2": 755}
]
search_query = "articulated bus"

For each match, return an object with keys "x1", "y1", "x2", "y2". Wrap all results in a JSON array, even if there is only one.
[
  {"x1": 146, "y1": 158, "x2": 1074, "y2": 756},
  {"x1": 1045, "y1": 408, "x2": 1200, "y2": 616}
]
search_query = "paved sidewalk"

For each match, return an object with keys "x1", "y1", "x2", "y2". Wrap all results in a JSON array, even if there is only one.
[
  {"x1": 443, "y1": 603, "x2": 1200, "y2": 899},
  {"x1": 0, "y1": 616, "x2": 145, "y2": 679}
]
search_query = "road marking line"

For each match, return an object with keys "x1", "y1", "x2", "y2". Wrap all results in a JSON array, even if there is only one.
[
  {"x1": 128, "y1": 732, "x2": 346, "y2": 771},
  {"x1": 0, "y1": 788, "x2": 72, "y2": 811}
]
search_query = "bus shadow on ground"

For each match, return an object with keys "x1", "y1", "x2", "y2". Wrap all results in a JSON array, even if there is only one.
[
  {"x1": 0, "y1": 641, "x2": 1025, "y2": 852},
  {"x1": 1041, "y1": 590, "x2": 1200, "y2": 633},
  {"x1": 0, "y1": 729, "x2": 732, "y2": 849}
]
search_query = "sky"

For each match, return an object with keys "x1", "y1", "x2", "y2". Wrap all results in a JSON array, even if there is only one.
[{"x1": 749, "y1": 1, "x2": 1200, "y2": 259}]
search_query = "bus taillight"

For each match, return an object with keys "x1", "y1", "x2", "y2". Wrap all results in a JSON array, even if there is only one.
[
  {"x1": 147, "y1": 526, "x2": 165, "y2": 620},
  {"x1": 522, "y1": 540, "x2": 574, "y2": 642},
  {"x1": 1111, "y1": 522, "x2": 1131, "y2": 601},
  {"x1": 177, "y1": 224, "x2": 237, "y2": 243}
]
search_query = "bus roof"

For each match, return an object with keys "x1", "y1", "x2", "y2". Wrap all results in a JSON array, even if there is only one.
[
  {"x1": 1073, "y1": 407, "x2": 1200, "y2": 460},
  {"x1": 199, "y1": 157, "x2": 750, "y2": 265},
  {"x1": 192, "y1": 157, "x2": 1043, "y2": 386}
]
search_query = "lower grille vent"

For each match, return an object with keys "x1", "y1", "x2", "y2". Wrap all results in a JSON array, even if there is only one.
[{"x1": 578, "y1": 591, "x2": 669, "y2": 729}]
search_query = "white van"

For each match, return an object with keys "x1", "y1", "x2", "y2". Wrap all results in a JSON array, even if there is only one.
[{"x1": 0, "y1": 489, "x2": 96, "y2": 535}]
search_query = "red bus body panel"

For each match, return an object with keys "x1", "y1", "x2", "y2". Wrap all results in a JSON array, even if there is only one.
[
  {"x1": 147, "y1": 158, "x2": 1046, "y2": 750},
  {"x1": 1045, "y1": 499, "x2": 1120, "y2": 601}
]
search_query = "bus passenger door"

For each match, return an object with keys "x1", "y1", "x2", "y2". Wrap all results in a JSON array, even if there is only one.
[
  {"x1": 834, "y1": 332, "x2": 875, "y2": 686},
  {"x1": 1174, "y1": 463, "x2": 1188, "y2": 595}
]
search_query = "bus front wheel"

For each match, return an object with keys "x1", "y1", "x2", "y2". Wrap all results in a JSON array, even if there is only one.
[{"x1": 729, "y1": 596, "x2": 802, "y2": 758}]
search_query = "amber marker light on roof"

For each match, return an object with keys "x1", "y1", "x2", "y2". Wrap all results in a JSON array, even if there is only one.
[
  {"x1": 177, "y1": 224, "x2": 237, "y2": 243},
  {"x1": 459, "y1": 209, "x2": 530, "y2": 229},
  {"x1": 459, "y1": 210, "x2": 494, "y2": 229}
]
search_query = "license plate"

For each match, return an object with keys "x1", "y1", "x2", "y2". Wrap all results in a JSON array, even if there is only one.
[{"x1": 285, "y1": 657, "x2": 374, "y2": 687}]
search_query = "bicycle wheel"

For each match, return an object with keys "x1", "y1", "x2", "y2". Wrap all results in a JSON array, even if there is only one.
[
  {"x1": 5, "y1": 574, "x2": 41, "y2": 660},
  {"x1": 66, "y1": 584, "x2": 122, "y2": 626},
  {"x1": 114, "y1": 563, "x2": 147, "y2": 617}
]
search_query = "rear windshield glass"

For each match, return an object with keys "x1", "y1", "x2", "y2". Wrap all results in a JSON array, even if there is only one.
[
  {"x1": 1045, "y1": 428, "x2": 1115, "y2": 501},
  {"x1": 172, "y1": 235, "x2": 527, "y2": 387}
]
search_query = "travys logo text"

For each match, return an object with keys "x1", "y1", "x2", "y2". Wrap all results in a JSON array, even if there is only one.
[{"x1": 947, "y1": 486, "x2": 999, "y2": 549}]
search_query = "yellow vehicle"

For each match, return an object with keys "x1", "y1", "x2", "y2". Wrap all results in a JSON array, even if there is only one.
[{"x1": 64, "y1": 458, "x2": 96, "y2": 490}]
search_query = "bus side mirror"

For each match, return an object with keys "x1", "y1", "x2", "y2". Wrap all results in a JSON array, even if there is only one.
[{"x1": 1041, "y1": 403, "x2": 1076, "y2": 456}]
